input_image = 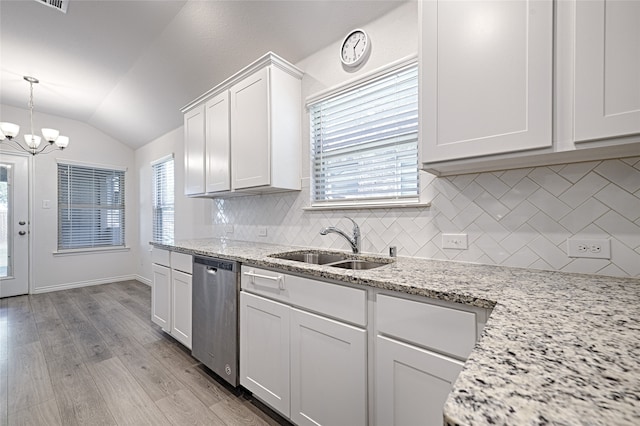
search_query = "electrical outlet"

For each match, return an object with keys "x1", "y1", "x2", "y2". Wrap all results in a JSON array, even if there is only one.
[
  {"x1": 258, "y1": 227, "x2": 267, "y2": 237},
  {"x1": 224, "y1": 224, "x2": 234, "y2": 234},
  {"x1": 567, "y1": 238, "x2": 611, "y2": 259},
  {"x1": 442, "y1": 233, "x2": 468, "y2": 250}
]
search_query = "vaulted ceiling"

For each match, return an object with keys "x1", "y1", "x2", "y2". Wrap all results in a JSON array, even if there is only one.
[{"x1": 0, "y1": 0, "x2": 405, "y2": 148}]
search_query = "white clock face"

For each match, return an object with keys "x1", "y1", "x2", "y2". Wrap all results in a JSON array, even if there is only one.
[{"x1": 341, "y1": 30, "x2": 370, "y2": 67}]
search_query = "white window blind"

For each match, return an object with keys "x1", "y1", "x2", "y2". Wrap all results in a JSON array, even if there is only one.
[
  {"x1": 152, "y1": 156, "x2": 174, "y2": 244},
  {"x1": 310, "y1": 63, "x2": 419, "y2": 205},
  {"x1": 58, "y1": 163, "x2": 125, "y2": 250}
]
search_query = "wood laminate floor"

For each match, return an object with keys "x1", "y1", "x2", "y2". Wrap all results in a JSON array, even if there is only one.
[{"x1": 0, "y1": 281, "x2": 289, "y2": 426}]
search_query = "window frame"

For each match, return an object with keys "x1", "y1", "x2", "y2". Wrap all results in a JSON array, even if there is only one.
[
  {"x1": 306, "y1": 55, "x2": 424, "y2": 209},
  {"x1": 151, "y1": 154, "x2": 175, "y2": 245},
  {"x1": 55, "y1": 160, "x2": 127, "y2": 254}
]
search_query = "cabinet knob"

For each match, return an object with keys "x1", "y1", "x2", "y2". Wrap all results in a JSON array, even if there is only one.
[
  {"x1": 18, "y1": 231, "x2": 27, "y2": 236},
  {"x1": 19, "y1": 221, "x2": 26, "y2": 226}
]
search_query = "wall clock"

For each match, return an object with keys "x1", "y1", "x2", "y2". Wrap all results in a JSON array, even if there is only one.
[{"x1": 340, "y1": 29, "x2": 371, "y2": 68}]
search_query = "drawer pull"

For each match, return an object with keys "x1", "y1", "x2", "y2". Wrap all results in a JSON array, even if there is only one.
[{"x1": 243, "y1": 270, "x2": 284, "y2": 290}]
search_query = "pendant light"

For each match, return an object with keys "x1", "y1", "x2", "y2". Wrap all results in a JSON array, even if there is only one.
[{"x1": 0, "y1": 76, "x2": 69, "y2": 155}]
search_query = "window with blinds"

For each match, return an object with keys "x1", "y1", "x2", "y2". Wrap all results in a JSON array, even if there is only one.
[
  {"x1": 309, "y1": 63, "x2": 419, "y2": 205},
  {"x1": 58, "y1": 163, "x2": 125, "y2": 250},
  {"x1": 152, "y1": 156, "x2": 174, "y2": 244}
]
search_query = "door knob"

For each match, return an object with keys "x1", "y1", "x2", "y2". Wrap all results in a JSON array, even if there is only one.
[
  {"x1": 19, "y1": 221, "x2": 26, "y2": 226},
  {"x1": 18, "y1": 231, "x2": 27, "y2": 236}
]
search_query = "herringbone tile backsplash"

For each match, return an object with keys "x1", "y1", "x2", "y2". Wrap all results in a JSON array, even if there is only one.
[{"x1": 210, "y1": 158, "x2": 640, "y2": 278}]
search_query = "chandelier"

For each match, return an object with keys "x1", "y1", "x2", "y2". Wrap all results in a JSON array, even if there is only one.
[{"x1": 0, "y1": 76, "x2": 69, "y2": 155}]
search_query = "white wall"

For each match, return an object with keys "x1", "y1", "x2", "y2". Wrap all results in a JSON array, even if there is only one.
[
  {"x1": 136, "y1": 1, "x2": 640, "y2": 280},
  {"x1": 134, "y1": 127, "x2": 213, "y2": 283},
  {"x1": 1, "y1": 104, "x2": 139, "y2": 292}
]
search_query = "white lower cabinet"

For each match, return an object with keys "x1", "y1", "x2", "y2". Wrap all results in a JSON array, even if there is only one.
[
  {"x1": 374, "y1": 294, "x2": 485, "y2": 426},
  {"x1": 239, "y1": 266, "x2": 367, "y2": 425},
  {"x1": 376, "y1": 335, "x2": 464, "y2": 426},
  {"x1": 239, "y1": 267, "x2": 486, "y2": 426},
  {"x1": 240, "y1": 291, "x2": 291, "y2": 416},
  {"x1": 171, "y1": 270, "x2": 192, "y2": 348},
  {"x1": 151, "y1": 248, "x2": 193, "y2": 349},
  {"x1": 151, "y1": 263, "x2": 171, "y2": 330},
  {"x1": 290, "y1": 307, "x2": 367, "y2": 426}
]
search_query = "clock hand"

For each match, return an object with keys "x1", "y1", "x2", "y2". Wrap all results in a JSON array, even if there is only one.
[{"x1": 354, "y1": 39, "x2": 360, "y2": 51}]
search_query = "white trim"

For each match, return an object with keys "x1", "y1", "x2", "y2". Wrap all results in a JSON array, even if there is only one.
[
  {"x1": 305, "y1": 54, "x2": 418, "y2": 107},
  {"x1": 151, "y1": 153, "x2": 174, "y2": 167},
  {"x1": 53, "y1": 246, "x2": 131, "y2": 256},
  {"x1": 30, "y1": 274, "x2": 141, "y2": 294},
  {"x1": 0, "y1": 148, "x2": 31, "y2": 158},
  {"x1": 56, "y1": 158, "x2": 128, "y2": 172}
]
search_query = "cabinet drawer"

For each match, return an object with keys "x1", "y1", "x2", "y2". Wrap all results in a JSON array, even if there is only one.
[
  {"x1": 241, "y1": 266, "x2": 366, "y2": 327},
  {"x1": 377, "y1": 294, "x2": 476, "y2": 359},
  {"x1": 151, "y1": 248, "x2": 170, "y2": 267},
  {"x1": 171, "y1": 252, "x2": 193, "y2": 274}
]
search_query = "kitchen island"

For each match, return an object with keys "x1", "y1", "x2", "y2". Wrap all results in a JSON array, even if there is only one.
[{"x1": 151, "y1": 238, "x2": 640, "y2": 425}]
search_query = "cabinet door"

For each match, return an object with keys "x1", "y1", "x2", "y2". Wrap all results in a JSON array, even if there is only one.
[
  {"x1": 151, "y1": 264, "x2": 171, "y2": 332},
  {"x1": 574, "y1": 0, "x2": 640, "y2": 141},
  {"x1": 376, "y1": 335, "x2": 464, "y2": 426},
  {"x1": 240, "y1": 292, "x2": 290, "y2": 417},
  {"x1": 421, "y1": 0, "x2": 553, "y2": 163},
  {"x1": 205, "y1": 92, "x2": 231, "y2": 193},
  {"x1": 171, "y1": 270, "x2": 192, "y2": 349},
  {"x1": 290, "y1": 308, "x2": 367, "y2": 426},
  {"x1": 184, "y1": 104, "x2": 206, "y2": 195},
  {"x1": 230, "y1": 67, "x2": 270, "y2": 190}
]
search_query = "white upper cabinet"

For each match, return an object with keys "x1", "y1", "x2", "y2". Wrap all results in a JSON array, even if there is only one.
[
  {"x1": 574, "y1": 0, "x2": 640, "y2": 142},
  {"x1": 230, "y1": 62, "x2": 303, "y2": 192},
  {"x1": 184, "y1": 105, "x2": 206, "y2": 195},
  {"x1": 420, "y1": 0, "x2": 553, "y2": 164},
  {"x1": 231, "y1": 68, "x2": 270, "y2": 189},
  {"x1": 205, "y1": 91, "x2": 231, "y2": 193},
  {"x1": 182, "y1": 52, "x2": 302, "y2": 197}
]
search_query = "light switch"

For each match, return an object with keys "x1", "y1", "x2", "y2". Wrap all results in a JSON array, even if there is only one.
[{"x1": 42, "y1": 200, "x2": 51, "y2": 209}]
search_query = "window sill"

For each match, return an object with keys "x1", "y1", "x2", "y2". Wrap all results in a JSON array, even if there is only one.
[
  {"x1": 303, "y1": 201, "x2": 431, "y2": 211},
  {"x1": 53, "y1": 246, "x2": 131, "y2": 256}
]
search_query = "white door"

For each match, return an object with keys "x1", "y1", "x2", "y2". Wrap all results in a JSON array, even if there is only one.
[
  {"x1": 151, "y1": 263, "x2": 171, "y2": 331},
  {"x1": 574, "y1": 0, "x2": 640, "y2": 141},
  {"x1": 420, "y1": 0, "x2": 553, "y2": 163},
  {"x1": 205, "y1": 91, "x2": 231, "y2": 193},
  {"x1": 0, "y1": 153, "x2": 29, "y2": 298},
  {"x1": 184, "y1": 104, "x2": 206, "y2": 195},
  {"x1": 171, "y1": 269, "x2": 192, "y2": 349},
  {"x1": 376, "y1": 335, "x2": 464, "y2": 426},
  {"x1": 290, "y1": 307, "x2": 367, "y2": 426},
  {"x1": 230, "y1": 67, "x2": 270, "y2": 190},
  {"x1": 240, "y1": 291, "x2": 290, "y2": 417}
]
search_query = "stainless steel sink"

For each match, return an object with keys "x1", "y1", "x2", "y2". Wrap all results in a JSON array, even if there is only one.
[
  {"x1": 269, "y1": 250, "x2": 393, "y2": 270},
  {"x1": 271, "y1": 251, "x2": 348, "y2": 265},
  {"x1": 326, "y1": 259, "x2": 390, "y2": 270}
]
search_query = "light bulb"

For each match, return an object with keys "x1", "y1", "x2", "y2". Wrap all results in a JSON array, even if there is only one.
[
  {"x1": 0, "y1": 122, "x2": 19, "y2": 138},
  {"x1": 24, "y1": 134, "x2": 42, "y2": 149},
  {"x1": 54, "y1": 135, "x2": 69, "y2": 149},
  {"x1": 41, "y1": 128, "x2": 59, "y2": 143}
]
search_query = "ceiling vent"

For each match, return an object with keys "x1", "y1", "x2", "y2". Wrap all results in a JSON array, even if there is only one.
[{"x1": 34, "y1": 0, "x2": 69, "y2": 14}]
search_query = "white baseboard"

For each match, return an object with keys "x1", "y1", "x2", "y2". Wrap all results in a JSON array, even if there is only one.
[
  {"x1": 31, "y1": 275, "x2": 143, "y2": 294},
  {"x1": 135, "y1": 275, "x2": 152, "y2": 286}
]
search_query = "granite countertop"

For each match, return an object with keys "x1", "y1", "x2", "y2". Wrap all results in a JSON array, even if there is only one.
[{"x1": 151, "y1": 238, "x2": 640, "y2": 425}]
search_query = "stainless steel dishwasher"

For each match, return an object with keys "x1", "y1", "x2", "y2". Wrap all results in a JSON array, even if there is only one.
[{"x1": 192, "y1": 256, "x2": 240, "y2": 387}]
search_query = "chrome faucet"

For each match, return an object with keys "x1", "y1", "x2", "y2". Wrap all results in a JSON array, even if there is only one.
[{"x1": 320, "y1": 217, "x2": 361, "y2": 254}]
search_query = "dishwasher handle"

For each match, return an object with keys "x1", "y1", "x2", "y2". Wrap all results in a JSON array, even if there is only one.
[
  {"x1": 243, "y1": 270, "x2": 285, "y2": 290},
  {"x1": 206, "y1": 267, "x2": 218, "y2": 275}
]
